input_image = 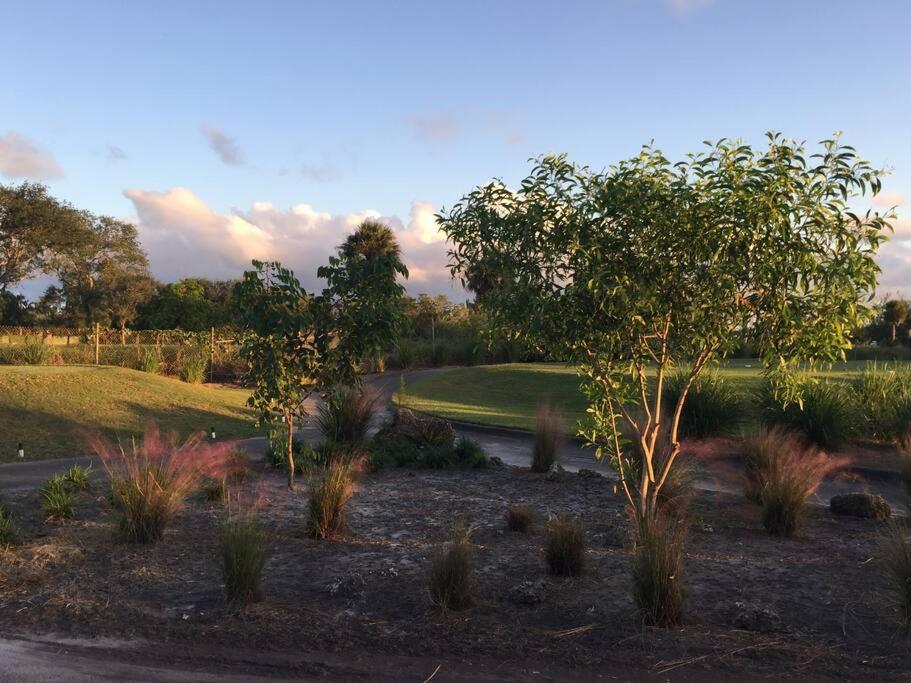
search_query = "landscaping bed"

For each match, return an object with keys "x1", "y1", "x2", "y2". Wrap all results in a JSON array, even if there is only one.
[{"x1": 0, "y1": 459, "x2": 908, "y2": 679}]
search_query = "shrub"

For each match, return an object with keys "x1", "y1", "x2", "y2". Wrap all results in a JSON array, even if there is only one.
[
  {"x1": 506, "y1": 503, "x2": 534, "y2": 533},
  {"x1": 663, "y1": 370, "x2": 745, "y2": 438},
  {"x1": 202, "y1": 477, "x2": 228, "y2": 503},
  {"x1": 0, "y1": 501, "x2": 21, "y2": 546},
  {"x1": 428, "y1": 527, "x2": 474, "y2": 611},
  {"x1": 178, "y1": 345, "x2": 208, "y2": 383},
  {"x1": 40, "y1": 475, "x2": 76, "y2": 520},
  {"x1": 883, "y1": 522, "x2": 911, "y2": 630},
  {"x1": 92, "y1": 424, "x2": 234, "y2": 543},
  {"x1": 757, "y1": 378, "x2": 855, "y2": 450},
  {"x1": 830, "y1": 492, "x2": 891, "y2": 520},
  {"x1": 317, "y1": 387, "x2": 377, "y2": 447},
  {"x1": 306, "y1": 460, "x2": 356, "y2": 539},
  {"x1": 221, "y1": 513, "x2": 269, "y2": 605},
  {"x1": 21, "y1": 336, "x2": 50, "y2": 365},
  {"x1": 62, "y1": 464, "x2": 92, "y2": 491},
  {"x1": 744, "y1": 428, "x2": 841, "y2": 536},
  {"x1": 545, "y1": 515, "x2": 585, "y2": 576},
  {"x1": 531, "y1": 403, "x2": 561, "y2": 473},
  {"x1": 137, "y1": 347, "x2": 160, "y2": 375},
  {"x1": 430, "y1": 344, "x2": 447, "y2": 367},
  {"x1": 631, "y1": 509, "x2": 687, "y2": 627},
  {"x1": 453, "y1": 435, "x2": 487, "y2": 468},
  {"x1": 850, "y1": 364, "x2": 911, "y2": 441}
]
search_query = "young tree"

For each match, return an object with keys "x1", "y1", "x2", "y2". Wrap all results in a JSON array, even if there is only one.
[
  {"x1": 315, "y1": 219, "x2": 408, "y2": 386},
  {"x1": 439, "y1": 133, "x2": 893, "y2": 624},
  {"x1": 883, "y1": 299, "x2": 909, "y2": 342},
  {"x1": 235, "y1": 261, "x2": 320, "y2": 489}
]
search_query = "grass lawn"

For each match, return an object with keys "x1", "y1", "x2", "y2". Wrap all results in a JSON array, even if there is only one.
[
  {"x1": 399, "y1": 360, "x2": 894, "y2": 432},
  {"x1": 0, "y1": 365, "x2": 257, "y2": 461}
]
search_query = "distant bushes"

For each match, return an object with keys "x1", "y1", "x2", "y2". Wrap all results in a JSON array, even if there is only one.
[
  {"x1": 178, "y1": 345, "x2": 209, "y2": 383},
  {"x1": 663, "y1": 370, "x2": 745, "y2": 438},
  {"x1": 849, "y1": 365, "x2": 911, "y2": 442},
  {"x1": 367, "y1": 409, "x2": 486, "y2": 471},
  {"x1": 757, "y1": 378, "x2": 854, "y2": 450}
]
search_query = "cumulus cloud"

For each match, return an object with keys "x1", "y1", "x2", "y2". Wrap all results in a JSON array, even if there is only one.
[
  {"x1": 107, "y1": 145, "x2": 127, "y2": 162},
  {"x1": 0, "y1": 131, "x2": 64, "y2": 179},
  {"x1": 123, "y1": 187, "x2": 461, "y2": 296},
  {"x1": 410, "y1": 112, "x2": 460, "y2": 143},
  {"x1": 201, "y1": 126, "x2": 244, "y2": 165}
]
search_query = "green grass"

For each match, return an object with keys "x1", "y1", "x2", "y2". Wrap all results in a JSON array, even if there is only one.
[
  {"x1": 0, "y1": 365, "x2": 256, "y2": 461},
  {"x1": 398, "y1": 361, "x2": 895, "y2": 433}
]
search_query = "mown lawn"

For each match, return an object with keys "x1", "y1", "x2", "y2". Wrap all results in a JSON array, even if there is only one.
[
  {"x1": 0, "y1": 366, "x2": 257, "y2": 461},
  {"x1": 399, "y1": 360, "x2": 894, "y2": 432}
]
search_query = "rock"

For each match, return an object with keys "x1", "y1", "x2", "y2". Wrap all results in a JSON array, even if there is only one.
[
  {"x1": 394, "y1": 408, "x2": 456, "y2": 450},
  {"x1": 728, "y1": 601, "x2": 782, "y2": 633},
  {"x1": 326, "y1": 571, "x2": 366, "y2": 598},
  {"x1": 829, "y1": 492, "x2": 891, "y2": 520},
  {"x1": 508, "y1": 579, "x2": 547, "y2": 605},
  {"x1": 577, "y1": 468, "x2": 603, "y2": 479},
  {"x1": 487, "y1": 456, "x2": 505, "y2": 468}
]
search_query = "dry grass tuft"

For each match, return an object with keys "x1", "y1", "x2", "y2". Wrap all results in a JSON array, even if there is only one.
[
  {"x1": 531, "y1": 402, "x2": 561, "y2": 473},
  {"x1": 428, "y1": 526, "x2": 474, "y2": 611},
  {"x1": 545, "y1": 515, "x2": 586, "y2": 576},
  {"x1": 306, "y1": 459, "x2": 358, "y2": 539},
  {"x1": 506, "y1": 503, "x2": 534, "y2": 533},
  {"x1": 631, "y1": 506, "x2": 688, "y2": 627}
]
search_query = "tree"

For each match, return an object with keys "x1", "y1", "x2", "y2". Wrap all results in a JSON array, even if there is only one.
[
  {"x1": 136, "y1": 278, "x2": 237, "y2": 331},
  {"x1": 412, "y1": 294, "x2": 449, "y2": 348},
  {"x1": 315, "y1": 219, "x2": 408, "y2": 386},
  {"x1": 0, "y1": 182, "x2": 88, "y2": 292},
  {"x1": 0, "y1": 290, "x2": 35, "y2": 325},
  {"x1": 439, "y1": 133, "x2": 892, "y2": 624},
  {"x1": 883, "y1": 299, "x2": 909, "y2": 342},
  {"x1": 235, "y1": 261, "x2": 320, "y2": 489}
]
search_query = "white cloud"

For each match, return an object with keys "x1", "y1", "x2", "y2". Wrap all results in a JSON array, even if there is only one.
[
  {"x1": 123, "y1": 187, "x2": 461, "y2": 297},
  {"x1": 201, "y1": 126, "x2": 244, "y2": 166},
  {"x1": 0, "y1": 131, "x2": 64, "y2": 179}
]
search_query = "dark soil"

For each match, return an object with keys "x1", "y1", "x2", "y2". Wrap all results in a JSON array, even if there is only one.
[{"x1": 1, "y1": 459, "x2": 909, "y2": 680}]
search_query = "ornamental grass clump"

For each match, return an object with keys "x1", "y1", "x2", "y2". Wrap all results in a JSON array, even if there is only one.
[
  {"x1": 40, "y1": 475, "x2": 76, "y2": 520},
  {"x1": 0, "y1": 500, "x2": 21, "y2": 546},
  {"x1": 757, "y1": 378, "x2": 855, "y2": 451},
  {"x1": 428, "y1": 526, "x2": 474, "y2": 611},
  {"x1": 545, "y1": 515, "x2": 586, "y2": 577},
  {"x1": 317, "y1": 386, "x2": 377, "y2": 447},
  {"x1": 531, "y1": 402, "x2": 561, "y2": 473},
  {"x1": 91, "y1": 424, "x2": 236, "y2": 543},
  {"x1": 306, "y1": 459, "x2": 357, "y2": 540},
  {"x1": 632, "y1": 507, "x2": 687, "y2": 627},
  {"x1": 221, "y1": 513, "x2": 269, "y2": 605},
  {"x1": 663, "y1": 370, "x2": 745, "y2": 438},
  {"x1": 506, "y1": 503, "x2": 534, "y2": 533}
]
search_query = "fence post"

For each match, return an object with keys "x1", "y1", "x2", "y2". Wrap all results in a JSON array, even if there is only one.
[
  {"x1": 94, "y1": 323, "x2": 100, "y2": 366},
  {"x1": 209, "y1": 327, "x2": 215, "y2": 383}
]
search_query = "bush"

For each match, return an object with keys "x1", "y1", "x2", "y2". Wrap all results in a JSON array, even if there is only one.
[
  {"x1": 221, "y1": 514, "x2": 269, "y2": 605},
  {"x1": 830, "y1": 492, "x2": 891, "y2": 520},
  {"x1": 137, "y1": 347, "x2": 160, "y2": 375},
  {"x1": 453, "y1": 435, "x2": 487, "y2": 468},
  {"x1": 306, "y1": 460, "x2": 356, "y2": 540},
  {"x1": 428, "y1": 527, "x2": 474, "y2": 611},
  {"x1": 744, "y1": 428, "x2": 840, "y2": 536},
  {"x1": 632, "y1": 509, "x2": 687, "y2": 626},
  {"x1": 93, "y1": 424, "x2": 234, "y2": 543},
  {"x1": 40, "y1": 475, "x2": 76, "y2": 520},
  {"x1": 663, "y1": 370, "x2": 745, "y2": 438},
  {"x1": 757, "y1": 378, "x2": 855, "y2": 450},
  {"x1": 883, "y1": 522, "x2": 911, "y2": 630},
  {"x1": 63, "y1": 464, "x2": 92, "y2": 491},
  {"x1": 317, "y1": 387, "x2": 376, "y2": 447},
  {"x1": 395, "y1": 340, "x2": 416, "y2": 369},
  {"x1": 202, "y1": 477, "x2": 228, "y2": 503},
  {"x1": 178, "y1": 345, "x2": 208, "y2": 383},
  {"x1": 850, "y1": 364, "x2": 911, "y2": 441},
  {"x1": 545, "y1": 515, "x2": 585, "y2": 576},
  {"x1": 531, "y1": 403, "x2": 561, "y2": 473},
  {"x1": 430, "y1": 344, "x2": 447, "y2": 367},
  {"x1": 506, "y1": 503, "x2": 534, "y2": 533},
  {"x1": 21, "y1": 336, "x2": 50, "y2": 365},
  {"x1": 0, "y1": 501, "x2": 21, "y2": 546}
]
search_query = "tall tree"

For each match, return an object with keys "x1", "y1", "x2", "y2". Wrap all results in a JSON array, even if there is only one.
[
  {"x1": 439, "y1": 133, "x2": 892, "y2": 625},
  {"x1": 0, "y1": 182, "x2": 88, "y2": 291},
  {"x1": 316, "y1": 219, "x2": 408, "y2": 386},
  {"x1": 135, "y1": 278, "x2": 237, "y2": 331},
  {"x1": 883, "y1": 299, "x2": 909, "y2": 342}
]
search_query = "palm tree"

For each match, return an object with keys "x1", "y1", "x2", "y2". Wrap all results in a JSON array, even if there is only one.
[
  {"x1": 341, "y1": 219, "x2": 402, "y2": 261},
  {"x1": 884, "y1": 299, "x2": 910, "y2": 343}
]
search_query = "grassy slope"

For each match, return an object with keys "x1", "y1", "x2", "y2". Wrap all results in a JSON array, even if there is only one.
[
  {"x1": 0, "y1": 365, "x2": 257, "y2": 461},
  {"x1": 399, "y1": 360, "x2": 888, "y2": 432}
]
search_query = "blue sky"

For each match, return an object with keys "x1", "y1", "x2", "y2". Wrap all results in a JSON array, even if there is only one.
[{"x1": 1, "y1": 0, "x2": 908, "y2": 297}]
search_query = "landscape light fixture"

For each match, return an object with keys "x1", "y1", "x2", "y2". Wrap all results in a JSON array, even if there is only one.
[
  {"x1": 17, "y1": 442, "x2": 24, "y2": 458},
  {"x1": 210, "y1": 426, "x2": 216, "y2": 440}
]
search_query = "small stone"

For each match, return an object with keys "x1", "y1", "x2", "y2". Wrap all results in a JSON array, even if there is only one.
[
  {"x1": 830, "y1": 492, "x2": 891, "y2": 520},
  {"x1": 327, "y1": 571, "x2": 366, "y2": 597},
  {"x1": 728, "y1": 601, "x2": 781, "y2": 633},
  {"x1": 488, "y1": 456, "x2": 506, "y2": 468},
  {"x1": 508, "y1": 579, "x2": 547, "y2": 605},
  {"x1": 577, "y1": 468, "x2": 603, "y2": 479}
]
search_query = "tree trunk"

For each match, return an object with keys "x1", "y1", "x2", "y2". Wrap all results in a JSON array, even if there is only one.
[
  {"x1": 286, "y1": 412, "x2": 295, "y2": 490},
  {"x1": 892, "y1": 323, "x2": 897, "y2": 342}
]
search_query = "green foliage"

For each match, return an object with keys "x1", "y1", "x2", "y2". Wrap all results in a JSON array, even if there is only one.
[
  {"x1": 632, "y1": 510, "x2": 687, "y2": 627},
  {"x1": 849, "y1": 364, "x2": 911, "y2": 441},
  {"x1": 201, "y1": 477, "x2": 228, "y2": 503},
  {"x1": 137, "y1": 347, "x2": 160, "y2": 374},
  {"x1": 453, "y1": 435, "x2": 487, "y2": 468},
  {"x1": 883, "y1": 522, "x2": 911, "y2": 630},
  {"x1": 758, "y1": 378, "x2": 855, "y2": 450},
  {"x1": 506, "y1": 503, "x2": 534, "y2": 533},
  {"x1": 221, "y1": 513, "x2": 269, "y2": 605},
  {"x1": 40, "y1": 474, "x2": 76, "y2": 519},
  {"x1": 663, "y1": 370, "x2": 745, "y2": 438},
  {"x1": 178, "y1": 345, "x2": 208, "y2": 383},
  {"x1": 883, "y1": 299, "x2": 910, "y2": 342},
  {"x1": 316, "y1": 387, "x2": 376, "y2": 447},
  {"x1": 62, "y1": 464, "x2": 92, "y2": 491},
  {"x1": 531, "y1": 403, "x2": 561, "y2": 473},
  {"x1": 545, "y1": 515, "x2": 586, "y2": 577},
  {"x1": 21, "y1": 336, "x2": 50, "y2": 365},
  {"x1": 306, "y1": 460, "x2": 356, "y2": 539},
  {"x1": 136, "y1": 278, "x2": 237, "y2": 331},
  {"x1": 236, "y1": 261, "x2": 321, "y2": 489},
  {"x1": 315, "y1": 220, "x2": 408, "y2": 387},
  {"x1": 428, "y1": 527, "x2": 474, "y2": 611},
  {"x1": 0, "y1": 500, "x2": 21, "y2": 546}
]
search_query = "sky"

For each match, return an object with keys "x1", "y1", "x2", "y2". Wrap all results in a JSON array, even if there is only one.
[{"x1": 1, "y1": 0, "x2": 909, "y2": 300}]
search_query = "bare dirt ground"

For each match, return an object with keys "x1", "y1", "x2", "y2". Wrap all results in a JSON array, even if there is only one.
[{"x1": 1, "y1": 457, "x2": 910, "y2": 681}]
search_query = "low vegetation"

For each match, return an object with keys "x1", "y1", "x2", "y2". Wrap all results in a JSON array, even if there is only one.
[
  {"x1": 757, "y1": 379, "x2": 855, "y2": 451},
  {"x1": 545, "y1": 515, "x2": 585, "y2": 577},
  {"x1": 39, "y1": 474, "x2": 77, "y2": 520},
  {"x1": 63, "y1": 464, "x2": 92, "y2": 491},
  {"x1": 306, "y1": 460, "x2": 357, "y2": 540},
  {"x1": 316, "y1": 387, "x2": 377, "y2": 447},
  {"x1": 0, "y1": 500, "x2": 21, "y2": 546},
  {"x1": 428, "y1": 527, "x2": 474, "y2": 611},
  {"x1": 531, "y1": 402, "x2": 560, "y2": 473},
  {"x1": 221, "y1": 513, "x2": 269, "y2": 605},
  {"x1": 882, "y1": 522, "x2": 911, "y2": 630},
  {"x1": 506, "y1": 503, "x2": 534, "y2": 533},
  {"x1": 664, "y1": 370, "x2": 744, "y2": 438},
  {"x1": 178, "y1": 345, "x2": 209, "y2": 383},
  {"x1": 632, "y1": 510, "x2": 687, "y2": 626}
]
